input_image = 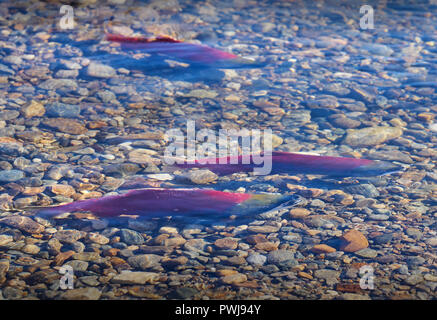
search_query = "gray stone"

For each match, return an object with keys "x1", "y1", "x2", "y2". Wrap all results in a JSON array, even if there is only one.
[
  {"x1": 111, "y1": 271, "x2": 160, "y2": 285},
  {"x1": 406, "y1": 256, "x2": 425, "y2": 268},
  {"x1": 65, "y1": 260, "x2": 89, "y2": 271},
  {"x1": 120, "y1": 229, "x2": 144, "y2": 245},
  {"x1": 188, "y1": 169, "x2": 218, "y2": 184},
  {"x1": 404, "y1": 274, "x2": 424, "y2": 286},
  {"x1": 373, "y1": 233, "x2": 393, "y2": 245},
  {"x1": 354, "y1": 248, "x2": 378, "y2": 258},
  {"x1": 97, "y1": 90, "x2": 117, "y2": 103},
  {"x1": 2, "y1": 287, "x2": 24, "y2": 299},
  {"x1": 0, "y1": 63, "x2": 14, "y2": 75},
  {"x1": 367, "y1": 214, "x2": 390, "y2": 221},
  {"x1": 339, "y1": 293, "x2": 371, "y2": 300},
  {"x1": 246, "y1": 253, "x2": 267, "y2": 266},
  {"x1": 184, "y1": 89, "x2": 218, "y2": 99},
  {"x1": 406, "y1": 228, "x2": 423, "y2": 240},
  {"x1": 79, "y1": 276, "x2": 100, "y2": 287},
  {"x1": 55, "y1": 69, "x2": 79, "y2": 78},
  {"x1": 345, "y1": 184, "x2": 380, "y2": 198},
  {"x1": 54, "y1": 230, "x2": 86, "y2": 244},
  {"x1": 169, "y1": 287, "x2": 198, "y2": 299},
  {"x1": 60, "y1": 287, "x2": 101, "y2": 300},
  {"x1": 363, "y1": 43, "x2": 394, "y2": 56},
  {"x1": 0, "y1": 234, "x2": 13, "y2": 246},
  {"x1": 39, "y1": 79, "x2": 78, "y2": 90},
  {"x1": 46, "y1": 102, "x2": 80, "y2": 118},
  {"x1": 127, "y1": 254, "x2": 162, "y2": 270},
  {"x1": 267, "y1": 250, "x2": 297, "y2": 268},
  {"x1": 0, "y1": 216, "x2": 44, "y2": 234},
  {"x1": 0, "y1": 169, "x2": 24, "y2": 182},
  {"x1": 344, "y1": 126, "x2": 402, "y2": 147},
  {"x1": 0, "y1": 110, "x2": 20, "y2": 121},
  {"x1": 87, "y1": 62, "x2": 116, "y2": 78},
  {"x1": 314, "y1": 269, "x2": 340, "y2": 285}
]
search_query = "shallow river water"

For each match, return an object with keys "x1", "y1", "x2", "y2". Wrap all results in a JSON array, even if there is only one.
[{"x1": 0, "y1": 0, "x2": 435, "y2": 300}]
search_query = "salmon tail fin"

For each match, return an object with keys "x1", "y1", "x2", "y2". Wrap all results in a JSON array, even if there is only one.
[
  {"x1": 35, "y1": 206, "x2": 69, "y2": 218},
  {"x1": 25, "y1": 202, "x2": 80, "y2": 219}
]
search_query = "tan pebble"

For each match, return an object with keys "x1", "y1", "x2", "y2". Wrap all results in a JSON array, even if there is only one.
[
  {"x1": 21, "y1": 100, "x2": 45, "y2": 118},
  {"x1": 224, "y1": 95, "x2": 241, "y2": 103},
  {"x1": 162, "y1": 256, "x2": 188, "y2": 267},
  {"x1": 245, "y1": 234, "x2": 267, "y2": 245},
  {"x1": 216, "y1": 269, "x2": 238, "y2": 277},
  {"x1": 88, "y1": 233, "x2": 110, "y2": 245},
  {"x1": 311, "y1": 244, "x2": 337, "y2": 254},
  {"x1": 291, "y1": 264, "x2": 306, "y2": 272},
  {"x1": 290, "y1": 221, "x2": 307, "y2": 229},
  {"x1": 0, "y1": 235, "x2": 13, "y2": 246},
  {"x1": 247, "y1": 225, "x2": 279, "y2": 233},
  {"x1": 255, "y1": 241, "x2": 279, "y2": 251},
  {"x1": 110, "y1": 257, "x2": 128, "y2": 267},
  {"x1": 221, "y1": 273, "x2": 247, "y2": 284},
  {"x1": 343, "y1": 256, "x2": 353, "y2": 264},
  {"x1": 339, "y1": 230, "x2": 369, "y2": 252},
  {"x1": 164, "y1": 236, "x2": 186, "y2": 247},
  {"x1": 0, "y1": 216, "x2": 45, "y2": 234},
  {"x1": 214, "y1": 238, "x2": 238, "y2": 250},
  {"x1": 159, "y1": 226, "x2": 178, "y2": 234},
  {"x1": 306, "y1": 229, "x2": 321, "y2": 236},
  {"x1": 22, "y1": 186, "x2": 46, "y2": 195},
  {"x1": 22, "y1": 244, "x2": 40, "y2": 255},
  {"x1": 226, "y1": 256, "x2": 246, "y2": 265},
  {"x1": 289, "y1": 208, "x2": 311, "y2": 219},
  {"x1": 424, "y1": 274, "x2": 437, "y2": 282},
  {"x1": 51, "y1": 184, "x2": 75, "y2": 197},
  {"x1": 417, "y1": 113, "x2": 434, "y2": 122},
  {"x1": 43, "y1": 118, "x2": 87, "y2": 135},
  {"x1": 54, "y1": 250, "x2": 75, "y2": 266},
  {"x1": 298, "y1": 271, "x2": 313, "y2": 280}
]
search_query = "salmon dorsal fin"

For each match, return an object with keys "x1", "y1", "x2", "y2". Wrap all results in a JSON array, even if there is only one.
[
  {"x1": 152, "y1": 35, "x2": 182, "y2": 43},
  {"x1": 105, "y1": 33, "x2": 181, "y2": 44}
]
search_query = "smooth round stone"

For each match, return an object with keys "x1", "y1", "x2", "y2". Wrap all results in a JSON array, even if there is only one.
[
  {"x1": 21, "y1": 244, "x2": 40, "y2": 255},
  {"x1": 367, "y1": 214, "x2": 390, "y2": 221},
  {"x1": 406, "y1": 256, "x2": 425, "y2": 268},
  {"x1": 65, "y1": 260, "x2": 89, "y2": 272},
  {"x1": 373, "y1": 233, "x2": 393, "y2": 245},
  {"x1": 246, "y1": 253, "x2": 267, "y2": 266},
  {"x1": 0, "y1": 234, "x2": 13, "y2": 246},
  {"x1": 169, "y1": 287, "x2": 198, "y2": 299},
  {"x1": 46, "y1": 102, "x2": 80, "y2": 118},
  {"x1": 120, "y1": 229, "x2": 144, "y2": 245},
  {"x1": 425, "y1": 237, "x2": 437, "y2": 246},
  {"x1": 188, "y1": 169, "x2": 218, "y2": 184},
  {"x1": 354, "y1": 248, "x2": 378, "y2": 258},
  {"x1": 0, "y1": 170, "x2": 24, "y2": 182},
  {"x1": 127, "y1": 254, "x2": 162, "y2": 270},
  {"x1": 282, "y1": 233, "x2": 302, "y2": 243},
  {"x1": 345, "y1": 184, "x2": 380, "y2": 198},
  {"x1": 159, "y1": 227, "x2": 178, "y2": 235},
  {"x1": 267, "y1": 250, "x2": 296, "y2": 267},
  {"x1": 86, "y1": 62, "x2": 116, "y2": 78},
  {"x1": 147, "y1": 173, "x2": 173, "y2": 181}
]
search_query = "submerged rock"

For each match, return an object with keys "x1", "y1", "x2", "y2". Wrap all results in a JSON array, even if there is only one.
[{"x1": 344, "y1": 126, "x2": 402, "y2": 146}]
